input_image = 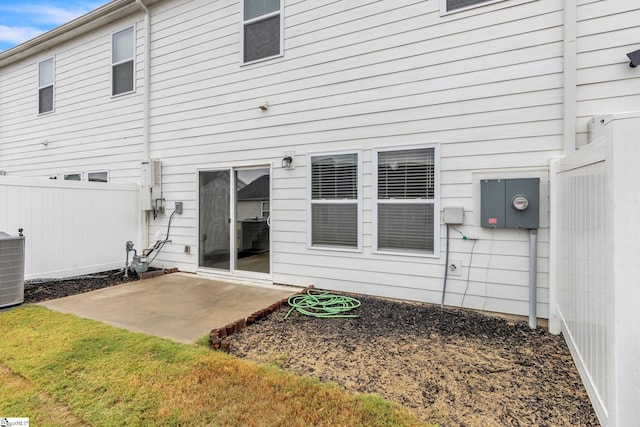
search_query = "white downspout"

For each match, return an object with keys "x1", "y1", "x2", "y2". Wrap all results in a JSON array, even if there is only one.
[
  {"x1": 563, "y1": 0, "x2": 577, "y2": 154},
  {"x1": 549, "y1": 0, "x2": 578, "y2": 334},
  {"x1": 135, "y1": 0, "x2": 151, "y2": 248}
]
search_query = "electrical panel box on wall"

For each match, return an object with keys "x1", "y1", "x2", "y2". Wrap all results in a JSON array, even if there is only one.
[
  {"x1": 481, "y1": 178, "x2": 540, "y2": 229},
  {"x1": 443, "y1": 207, "x2": 464, "y2": 224}
]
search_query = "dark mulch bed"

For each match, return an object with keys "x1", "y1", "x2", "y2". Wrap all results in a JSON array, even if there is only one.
[
  {"x1": 21, "y1": 273, "x2": 599, "y2": 426},
  {"x1": 24, "y1": 269, "x2": 137, "y2": 303}
]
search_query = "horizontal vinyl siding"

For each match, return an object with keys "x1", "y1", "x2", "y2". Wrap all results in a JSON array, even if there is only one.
[
  {"x1": 146, "y1": 0, "x2": 562, "y2": 317},
  {"x1": 574, "y1": 1, "x2": 640, "y2": 147},
  {"x1": 0, "y1": 15, "x2": 146, "y2": 182}
]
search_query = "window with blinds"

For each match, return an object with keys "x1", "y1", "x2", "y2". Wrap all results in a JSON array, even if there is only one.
[
  {"x1": 112, "y1": 26, "x2": 135, "y2": 96},
  {"x1": 375, "y1": 146, "x2": 438, "y2": 254},
  {"x1": 38, "y1": 57, "x2": 54, "y2": 114},
  {"x1": 310, "y1": 152, "x2": 359, "y2": 249},
  {"x1": 242, "y1": 0, "x2": 282, "y2": 63}
]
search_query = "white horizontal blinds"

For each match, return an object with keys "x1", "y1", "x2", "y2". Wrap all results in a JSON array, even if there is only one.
[
  {"x1": 243, "y1": 0, "x2": 281, "y2": 63},
  {"x1": 244, "y1": 0, "x2": 279, "y2": 20},
  {"x1": 38, "y1": 58, "x2": 54, "y2": 114},
  {"x1": 311, "y1": 153, "x2": 358, "y2": 247},
  {"x1": 377, "y1": 148, "x2": 435, "y2": 253},
  {"x1": 112, "y1": 27, "x2": 134, "y2": 95},
  {"x1": 447, "y1": 0, "x2": 488, "y2": 12}
]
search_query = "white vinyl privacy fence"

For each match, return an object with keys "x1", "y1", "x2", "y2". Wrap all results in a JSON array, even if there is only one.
[
  {"x1": 0, "y1": 177, "x2": 140, "y2": 279},
  {"x1": 550, "y1": 112, "x2": 640, "y2": 427}
]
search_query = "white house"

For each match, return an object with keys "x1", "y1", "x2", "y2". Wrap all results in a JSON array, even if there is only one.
[{"x1": 1, "y1": 1, "x2": 639, "y2": 424}]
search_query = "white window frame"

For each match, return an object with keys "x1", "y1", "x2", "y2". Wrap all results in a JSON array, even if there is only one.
[
  {"x1": 61, "y1": 170, "x2": 110, "y2": 182},
  {"x1": 85, "y1": 170, "x2": 110, "y2": 183},
  {"x1": 373, "y1": 143, "x2": 441, "y2": 257},
  {"x1": 63, "y1": 172, "x2": 83, "y2": 181},
  {"x1": 440, "y1": 0, "x2": 506, "y2": 15},
  {"x1": 38, "y1": 56, "x2": 55, "y2": 115},
  {"x1": 260, "y1": 201, "x2": 270, "y2": 218},
  {"x1": 111, "y1": 25, "x2": 136, "y2": 97},
  {"x1": 241, "y1": 0, "x2": 284, "y2": 65},
  {"x1": 307, "y1": 149, "x2": 362, "y2": 252}
]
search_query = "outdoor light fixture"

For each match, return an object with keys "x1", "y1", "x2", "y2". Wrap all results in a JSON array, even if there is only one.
[
  {"x1": 258, "y1": 101, "x2": 269, "y2": 111},
  {"x1": 282, "y1": 155, "x2": 293, "y2": 169},
  {"x1": 626, "y1": 49, "x2": 640, "y2": 67}
]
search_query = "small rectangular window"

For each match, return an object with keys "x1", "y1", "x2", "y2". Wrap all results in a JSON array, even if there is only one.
[
  {"x1": 38, "y1": 57, "x2": 54, "y2": 114},
  {"x1": 260, "y1": 201, "x2": 270, "y2": 218},
  {"x1": 242, "y1": 0, "x2": 282, "y2": 63},
  {"x1": 112, "y1": 26, "x2": 135, "y2": 96},
  {"x1": 64, "y1": 173, "x2": 82, "y2": 181},
  {"x1": 374, "y1": 145, "x2": 439, "y2": 254},
  {"x1": 63, "y1": 171, "x2": 109, "y2": 182},
  {"x1": 309, "y1": 152, "x2": 360, "y2": 249},
  {"x1": 443, "y1": 0, "x2": 504, "y2": 13},
  {"x1": 87, "y1": 171, "x2": 109, "y2": 182}
]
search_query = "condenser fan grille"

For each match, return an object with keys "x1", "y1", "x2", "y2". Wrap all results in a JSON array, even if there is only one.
[{"x1": 0, "y1": 232, "x2": 25, "y2": 308}]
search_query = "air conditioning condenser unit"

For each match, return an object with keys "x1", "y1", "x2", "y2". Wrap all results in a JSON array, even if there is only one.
[{"x1": 0, "y1": 231, "x2": 25, "y2": 308}]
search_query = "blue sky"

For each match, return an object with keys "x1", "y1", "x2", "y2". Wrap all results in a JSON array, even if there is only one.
[{"x1": 0, "y1": 0, "x2": 107, "y2": 53}]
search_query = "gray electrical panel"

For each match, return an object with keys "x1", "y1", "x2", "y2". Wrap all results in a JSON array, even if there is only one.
[{"x1": 481, "y1": 178, "x2": 540, "y2": 229}]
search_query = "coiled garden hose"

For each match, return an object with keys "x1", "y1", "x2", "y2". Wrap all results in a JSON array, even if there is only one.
[{"x1": 285, "y1": 290, "x2": 361, "y2": 319}]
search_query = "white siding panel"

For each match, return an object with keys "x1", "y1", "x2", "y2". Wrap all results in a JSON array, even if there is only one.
[
  {"x1": 140, "y1": 0, "x2": 564, "y2": 317},
  {"x1": 0, "y1": 0, "x2": 568, "y2": 319},
  {"x1": 0, "y1": 14, "x2": 146, "y2": 182},
  {"x1": 574, "y1": 3, "x2": 640, "y2": 149}
]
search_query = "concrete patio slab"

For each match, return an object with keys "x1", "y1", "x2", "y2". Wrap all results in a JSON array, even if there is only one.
[{"x1": 38, "y1": 273, "x2": 299, "y2": 344}]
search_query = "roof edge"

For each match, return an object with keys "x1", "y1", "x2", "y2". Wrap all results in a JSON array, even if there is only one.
[{"x1": 0, "y1": 0, "x2": 151, "y2": 67}]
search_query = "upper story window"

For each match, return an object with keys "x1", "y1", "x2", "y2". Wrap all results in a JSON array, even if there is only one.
[
  {"x1": 38, "y1": 57, "x2": 54, "y2": 114},
  {"x1": 112, "y1": 26, "x2": 135, "y2": 96},
  {"x1": 442, "y1": 0, "x2": 504, "y2": 13},
  {"x1": 308, "y1": 151, "x2": 361, "y2": 250},
  {"x1": 242, "y1": 0, "x2": 283, "y2": 64},
  {"x1": 374, "y1": 144, "x2": 440, "y2": 255}
]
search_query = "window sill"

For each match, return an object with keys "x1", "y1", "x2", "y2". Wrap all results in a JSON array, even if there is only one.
[
  {"x1": 241, "y1": 52, "x2": 284, "y2": 67},
  {"x1": 440, "y1": 0, "x2": 507, "y2": 16},
  {"x1": 373, "y1": 249, "x2": 439, "y2": 259},
  {"x1": 111, "y1": 89, "x2": 137, "y2": 99},
  {"x1": 307, "y1": 245, "x2": 362, "y2": 254}
]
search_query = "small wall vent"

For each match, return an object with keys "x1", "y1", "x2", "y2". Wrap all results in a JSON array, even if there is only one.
[{"x1": 0, "y1": 231, "x2": 25, "y2": 307}]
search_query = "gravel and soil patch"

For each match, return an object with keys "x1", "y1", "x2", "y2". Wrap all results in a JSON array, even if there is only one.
[{"x1": 24, "y1": 274, "x2": 599, "y2": 426}]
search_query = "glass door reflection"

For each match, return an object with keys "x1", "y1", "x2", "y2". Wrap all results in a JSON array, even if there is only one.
[{"x1": 235, "y1": 168, "x2": 270, "y2": 274}]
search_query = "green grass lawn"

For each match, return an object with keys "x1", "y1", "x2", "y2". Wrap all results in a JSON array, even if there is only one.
[{"x1": 0, "y1": 306, "x2": 428, "y2": 426}]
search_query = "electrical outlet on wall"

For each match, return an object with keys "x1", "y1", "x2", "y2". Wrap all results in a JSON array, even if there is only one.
[{"x1": 448, "y1": 259, "x2": 462, "y2": 276}]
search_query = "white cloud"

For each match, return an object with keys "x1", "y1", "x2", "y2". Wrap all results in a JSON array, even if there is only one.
[
  {"x1": 24, "y1": 5, "x2": 94, "y2": 26},
  {"x1": 0, "y1": 24, "x2": 44, "y2": 45},
  {"x1": 0, "y1": 4, "x2": 96, "y2": 26},
  {"x1": 0, "y1": 2, "x2": 104, "y2": 51}
]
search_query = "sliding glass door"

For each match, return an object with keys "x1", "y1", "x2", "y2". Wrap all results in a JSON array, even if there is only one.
[{"x1": 199, "y1": 167, "x2": 270, "y2": 276}]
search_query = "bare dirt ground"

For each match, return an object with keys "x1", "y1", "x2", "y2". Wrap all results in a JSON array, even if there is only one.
[
  {"x1": 24, "y1": 275, "x2": 599, "y2": 426},
  {"x1": 228, "y1": 294, "x2": 599, "y2": 427}
]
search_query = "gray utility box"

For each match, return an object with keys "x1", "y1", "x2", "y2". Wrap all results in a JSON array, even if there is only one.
[
  {"x1": 0, "y1": 231, "x2": 25, "y2": 307},
  {"x1": 481, "y1": 178, "x2": 540, "y2": 229}
]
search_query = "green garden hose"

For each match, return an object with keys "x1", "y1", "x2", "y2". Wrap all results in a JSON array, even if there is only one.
[{"x1": 285, "y1": 290, "x2": 361, "y2": 319}]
